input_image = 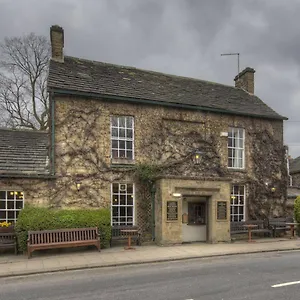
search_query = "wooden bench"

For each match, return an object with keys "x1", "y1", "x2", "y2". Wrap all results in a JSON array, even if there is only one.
[
  {"x1": 0, "y1": 232, "x2": 17, "y2": 254},
  {"x1": 231, "y1": 220, "x2": 272, "y2": 237},
  {"x1": 268, "y1": 217, "x2": 294, "y2": 237},
  {"x1": 110, "y1": 225, "x2": 141, "y2": 247},
  {"x1": 27, "y1": 227, "x2": 100, "y2": 258}
]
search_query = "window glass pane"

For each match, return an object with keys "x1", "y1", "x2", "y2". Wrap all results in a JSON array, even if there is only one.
[
  {"x1": 112, "y1": 207, "x2": 118, "y2": 217},
  {"x1": 119, "y1": 117, "x2": 126, "y2": 128},
  {"x1": 7, "y1": 191, "x2": 14, "y2": 200},
  {"x1": 127, "y1": 151, "x2": 133, "y2": 160},
  {"x1": 120, "y1": 207, "x2": 126, "y2": 217},
  {"x1": 120, "y1": 195, "x2": 126, "y2": 205},
  {"x1": 228, "y1": 148, "x2": 233, "y2": 158},
  {"x1": 239, "y1": 129, "x2": 244, "y2": 138},
  {"x1": 7, "y1": 201, "x2": 14, "y2": 209},
  {"x1": 127, "y1": 195, "x2": 133, "y2": 205},
  {"x1": 126, "y1": 117, "x2": 133, "y2": 128},
  {"x1": 0, "y1": 191, "x2": 5, "y2": 199},
  {"x1": 127, "y1": 207, "x2": 133, "y2": 217},
  {"x1": 112, "y1": 140, "x2": 118, "y2": 148},
  {"x1": 113, "y1": 183, "x2": 119, "y2": 193},
  {"x1": 126, "y1": 141, "x2": 132, "y2": 150},
  {"x1": 111, "y1": 128, "x2": 118, "y2": 137},
  {"x1": 119, "y1": 150, "x2": 126, "y2": 158},
  {"x1": 112, "y1": 149, "x2": 118, "y2": 158},
  {"x1": 111, "y1": 117, "x2": 118, "y2": 127},
  {"x1": 119, "y1": 129, "x2": 126, "y2": 138},
  {"x1": 127, "y1": 184, "x2": 133, "y2": 193},
  {"x1": 126, "y1": 129, "x2": 133, "y2": 139},
  {"x1": 0, "y1": 211, "x2": 5, "y2": 219},
  {"x1": 0, "y1": 200, "x2": 5, "y2": 209},
  {"x1": 119, "y1": 140, "x2": 125, "y2": 150},
  {"x1": 16, "y1": 201, "x2": 23, "y2": 210},
  {"x1": 8, "y1": 211, "x2": 14, "y2": 219}
]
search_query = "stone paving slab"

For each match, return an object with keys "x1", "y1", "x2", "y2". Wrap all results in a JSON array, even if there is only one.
[{"x1": 0, "y1": 238, "x2": 300, "y2": 278}]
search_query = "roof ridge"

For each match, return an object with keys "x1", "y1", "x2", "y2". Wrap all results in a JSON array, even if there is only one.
[
  {"x1": 64, "y1": 55, "x2": 244, "y2": 91},
  {"x1": 0, "y1": 128, "x2": 49, "y2": 134}
]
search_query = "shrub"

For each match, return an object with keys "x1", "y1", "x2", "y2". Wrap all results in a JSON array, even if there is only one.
[
  {"x1": 15, "y1": 206, "x2": 111, "y2": 252},
  {"x1": 294, "y1": 196, "x2": 300, "y2": 223}
]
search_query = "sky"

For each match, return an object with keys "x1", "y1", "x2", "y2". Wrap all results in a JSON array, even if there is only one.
[{"x1": 0, "y1": 0, "x2": 300, "y2": 157}]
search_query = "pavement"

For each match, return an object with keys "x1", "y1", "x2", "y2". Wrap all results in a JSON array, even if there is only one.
[{"x1": 1, "y1": 237, "x2": 300, "y2": 278}]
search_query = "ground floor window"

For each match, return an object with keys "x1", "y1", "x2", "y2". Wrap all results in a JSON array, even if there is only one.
[
  {"x1": 230, "y1": 185, "x2": 245, "y2": 222},
  {"x1": 111, "y1": 183, "x2": 134, "y2": 226},
  {"x1": 0, "y1": 191, "x2": 24, "y2": 223}
]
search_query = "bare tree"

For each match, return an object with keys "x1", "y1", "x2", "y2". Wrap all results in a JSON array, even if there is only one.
[{"x1": 0, "y1": 33, "x2": 50, "y2": 130}]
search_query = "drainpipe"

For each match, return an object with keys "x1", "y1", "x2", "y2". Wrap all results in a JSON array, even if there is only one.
[
  {"x1": 50, "y1": 92, "x2": 56, "y2": 175},
  {"x1": 151, "y1": 184, "x2": 156, "y2": 241}
]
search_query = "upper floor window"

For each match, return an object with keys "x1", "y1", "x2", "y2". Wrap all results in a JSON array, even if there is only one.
[
  {"x1": 0, "y1": 191, "x2": 24, "y2": 223},
  {"x1": 228, "y1": 127, "x2": 244, "y2": 169},
  {"x1": 111, "y1": 116, "x2": 134, "y2": 160}
]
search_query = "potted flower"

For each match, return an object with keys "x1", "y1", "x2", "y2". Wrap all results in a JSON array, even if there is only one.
[{"x1": 0, "y1": 221, "x2": 14, "y2": 233}]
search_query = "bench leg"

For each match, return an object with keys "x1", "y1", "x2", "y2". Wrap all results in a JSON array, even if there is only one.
[{"x1": 96, "y1": 241, "x2": 101, "y2": 252}]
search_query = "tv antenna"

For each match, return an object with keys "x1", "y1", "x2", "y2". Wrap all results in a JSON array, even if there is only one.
[{"x1": 221, "y1": 53, "x2": 240, "y2": 78}]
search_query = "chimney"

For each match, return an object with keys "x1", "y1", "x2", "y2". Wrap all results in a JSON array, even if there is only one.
[
  {"x1": 50, "y1": 25, "x2": 64, "y2": 62},
  {"x1": 234, "y1": 67, "x2": 255, "y2": 94}
]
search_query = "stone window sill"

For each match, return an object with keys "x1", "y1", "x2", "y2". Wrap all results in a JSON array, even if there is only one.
[{"x1": 111, "y1": 158, "x2": 136, "y2": 166}]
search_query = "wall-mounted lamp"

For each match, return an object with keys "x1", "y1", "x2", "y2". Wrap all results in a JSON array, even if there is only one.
[
  {"x1": 271, "y1": 187, "x2": 276, "y2": 193},
  {"x1": 172, "y1": 193, "x2": 182, "y2": 198},
  {"x1": 75, "y1": 179, "x2": 82, "y2": 192},
  {"x1": 193, "y1": 150, "x2": 203, "y2": 165}
]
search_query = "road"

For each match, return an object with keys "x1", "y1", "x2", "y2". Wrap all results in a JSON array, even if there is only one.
[{"x1": 1, "y1": 251, "x2": 300, "y2": 300}]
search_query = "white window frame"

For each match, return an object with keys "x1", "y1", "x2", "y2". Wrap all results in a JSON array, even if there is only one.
[
  {"x1": 111, "y1": 183, "x2": 135, "y2": 226},
  {"x1": 228, "y1": 127, "x2": 245, "y2": 169},
  {"x1": 230, "y1": 185, "x2": 245, "y2": 222},
  {"x1": 0, "y1": 190, "x2": 24, "y2": 223},
  {"x1": 110, "y1": 116, "x2": 134, "y2": 160}
]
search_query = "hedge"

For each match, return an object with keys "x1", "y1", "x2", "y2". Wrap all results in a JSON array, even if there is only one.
[
  {"x1": 15, "y1": 206, "x2": 111, "y2": 252},
  {"x1": 294, "y1": 196, "x2": 300, "y2": 223}
]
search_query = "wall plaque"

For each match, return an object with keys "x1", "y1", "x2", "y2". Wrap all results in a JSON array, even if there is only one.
[
  {"x1": 217, "y1": 201, "x2": 227, "y2": 220},
  {"x1": 167, "y1": 201, "x2": 178, "y2": 221}
]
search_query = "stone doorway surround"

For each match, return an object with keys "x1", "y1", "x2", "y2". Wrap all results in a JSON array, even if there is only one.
[{"x1": 155, "y1": 177, "x2": 231, "y2": 245}]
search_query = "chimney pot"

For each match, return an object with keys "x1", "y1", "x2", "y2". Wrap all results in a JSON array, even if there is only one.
[
  {"x1": 234, "y1": 67, "x2": 255, "y2": 94},
  {"x1": 50, "y1": 25, "x2": 64, "y2": 62}
]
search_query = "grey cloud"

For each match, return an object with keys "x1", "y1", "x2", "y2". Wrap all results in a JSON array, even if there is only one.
[{"x1": 0, "y1": 0, "x2": 299, "y2": 156}]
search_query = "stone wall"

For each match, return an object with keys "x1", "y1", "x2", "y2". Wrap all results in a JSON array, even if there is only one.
[
  {"x1": 51, "y1": 95, "x2": 287, "y2": 232},
  {"x1": 292, "y1": 173, "x2": 300, "y2": 187}
]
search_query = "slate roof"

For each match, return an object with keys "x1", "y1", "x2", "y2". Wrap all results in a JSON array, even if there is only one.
[
  {"x1": 290, "y1": 156, "x2": 300, "y2": 174},
  {"x1": 0, "y1": 129, "x2": 50, "y2": 176},
  {"x1": 48, "y1": 56, "x2": 287, "y2": 120}
]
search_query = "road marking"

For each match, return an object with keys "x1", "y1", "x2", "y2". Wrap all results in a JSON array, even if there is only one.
[{"x1": 272, "y1": 280, "x2": 300, "y2": 288}]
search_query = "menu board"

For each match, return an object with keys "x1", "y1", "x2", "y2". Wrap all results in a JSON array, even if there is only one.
[
  {"x1": 167, "y1": 201, "x2": 178, "y2": 221},
  {"x1": 217, "y1": 201, "x2": 227, "y2": 220}
]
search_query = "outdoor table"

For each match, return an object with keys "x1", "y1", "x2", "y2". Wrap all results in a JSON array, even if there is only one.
[
  {"x1": 120, "y1": 229, "x2": 139, "y2": 250},
  {"x1": 286, "y1": 222, "x2": 299, "y2": 239},
  {"x1": 242, "y1": 224, "x2": 258, "y2": 243}
]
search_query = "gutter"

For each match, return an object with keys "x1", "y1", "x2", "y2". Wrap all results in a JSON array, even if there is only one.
[
  {"x1": 50, "y1": 92, "x2": 56, "y2": 176},
  {"x1": 48, "y1": 88, "x2": 288, "y2": 121},
  {"x1": 0, "y1": 174, "x2": 55, "y2": 179}
]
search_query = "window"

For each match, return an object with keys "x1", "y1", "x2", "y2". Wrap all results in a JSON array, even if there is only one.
[
  {"x1": 228, "y1": 127, "x2": 244, "y2": 169},
  {"x1": 230, "y1": 185, "x2": 245, "y2": 222},
  {"x1": 188, "y1": 202, "x2": 206, "y2": 225},
  {"x1": 111, "y1": 183, "x2": 134, "y2": 226},
  {"x1": 111, "y1": 116, "x2": 134, "y2": 160},
  {"x1": 0, "y1": 191, "x2": 24, "y2": 223}
]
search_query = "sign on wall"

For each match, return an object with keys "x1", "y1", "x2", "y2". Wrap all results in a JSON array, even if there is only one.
[
  {"x1": 217, "y1": 201, "x2": 227, "y2": 220},
  {"x1": 167, "y1": 201, "x2": 178, "y2": 221}
]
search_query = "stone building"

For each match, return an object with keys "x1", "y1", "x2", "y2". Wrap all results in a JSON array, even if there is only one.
[{"x1": 0, "y1": 25, "x2": 289, "y2": 245}]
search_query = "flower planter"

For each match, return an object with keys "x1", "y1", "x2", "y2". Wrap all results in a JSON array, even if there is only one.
[{"x1": 0, "y1": 226, "x2": 15, "y2": 233}]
